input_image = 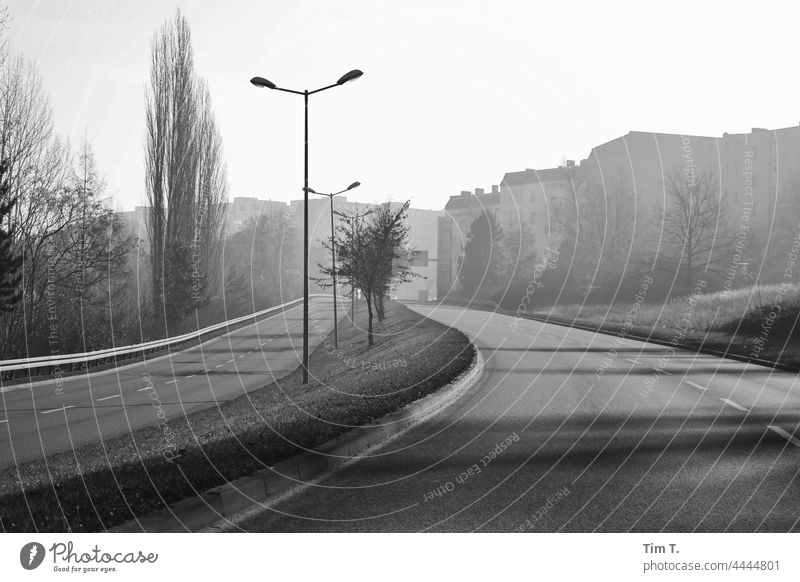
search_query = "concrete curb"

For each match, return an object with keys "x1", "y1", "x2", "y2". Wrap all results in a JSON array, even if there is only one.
[{"x1": 111, "y1": 344, "x2": 483, "y2": 533}]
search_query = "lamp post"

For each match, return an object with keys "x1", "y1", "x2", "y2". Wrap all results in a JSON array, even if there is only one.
[
  {"x1": 250, "y1": 69, "x2": 363, "y2": 384},
  {"x1": 305, "y1": 181, "x2": 360, "y2": 350}
]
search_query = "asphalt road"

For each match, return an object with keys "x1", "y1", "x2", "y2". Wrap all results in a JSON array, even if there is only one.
[
  {"x1": 0, "y1": 298, "x2": 337, "y2": 470},
  {"x1": 237, "y1": 304, "x2": 800, "y2": 532}
]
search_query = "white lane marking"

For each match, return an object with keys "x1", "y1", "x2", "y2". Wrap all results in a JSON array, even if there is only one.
[
  {"x1": 268, "y1": 339, "x2": 273, "y2": 342},
  {"x1": 186, "y1": 375, "x2": 195, "y2": 379},
  {"x1": 581, "y1": 344, "x2": 592, "y2": 349},
  {"x1": 767, "y1": 425, "x2": 800, "y2": 447},
  {"x1": 0, "y1": 419, "x2": 7, "y2": 424},
  {"x1": 626, "y1": 358, "x2": 642, "y2": 365},
  {"x1": 96, "y1": 394, "x2": 121, "y2": 402},
  {"x1": 684, "y1": 381, "x2": 707, "y2": 392},
  {"x1": 137, "y1": 386, "x2": 154, "y2": 392},
  {"x1": 41, "y1": 405, "x2": 75, "y2": 415},
  {"x1": 719, "y1": 398, "x2": 749, "y2": 412},
  {"x1": 165, "y1": 380, "x2": 178, "y2": 385},
  {"x1": 238, "y1": 354, "x2": 246, "y2": 359},
  {"x1": 226, "y1": 359, "x2": 235, "y2": 364},
  {"x1": 215, "y1": 363, "x2": 224, "y2": 368}
]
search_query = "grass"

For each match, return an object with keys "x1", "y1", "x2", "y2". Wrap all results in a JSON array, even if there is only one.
[
  {"x1": 540, "y1": 284, "x2": 800, "y2": 368},
  {"x1": 0, "y1": 301, "x2": 474, "y2": 532}
]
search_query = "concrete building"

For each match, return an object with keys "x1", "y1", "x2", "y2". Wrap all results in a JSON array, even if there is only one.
[
  {"x1": 585, "y1": 125, "x2": 800, "y2": 269},
  {"x1": 226, "y1": 196, "x2": 290, "y2": 232},
  {"x1": 438, "y1": 123, "x2": 800, "y2": 298}
]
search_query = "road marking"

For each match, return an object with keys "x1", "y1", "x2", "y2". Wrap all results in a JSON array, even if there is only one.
[
  {"x1": 0, "y1": 419, "x2": 7, "y2": 424},
  {"x1": 137, "y1": 386, "x2": 154, "y2": 392},
  {"x1": 186, "y1": 375, "x2": 195, "y2": 379},
  {"x1": 625, "y1": 358, "x2": 642, "y2": 365},
  {"x1": 215, "y1": 363, "x2": 223, "y2": 368},
  {"x1": 96, "y1": 394, "x2": 121, "y2": 402},
  {"x1": 719, "y1": 398, "x2": 749, "y2": 412},
  {"x1": 165, "y1": 380, "x2": 178, "y2": 385},
  {"x1": 581, "y1": 344, "x2": 592, "y2": 349},
  {"x1": 767, "y1": 425, "x2": 800, "y2": 447},
  {"x1": 41, "y1": 405, "x2": 75, "y2": 415},
  {"x1": 684, "y1": 381, "x2": 707, "y2": 392},
  {"x1": 227, "y1": 359, "x2": 235, "y2": 364},
  {"x1": 238, "y1": 354, "x2": 246, "y2": 359}
]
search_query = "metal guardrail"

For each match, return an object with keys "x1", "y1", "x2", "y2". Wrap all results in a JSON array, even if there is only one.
[{"x1": 0, "y1": 294, "x2": 329, "y2": 380}]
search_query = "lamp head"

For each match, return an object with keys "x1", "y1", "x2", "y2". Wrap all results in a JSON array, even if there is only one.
[
  {"x1": 336, "y1": 69, "x2": 363, "y2": 85},
  {"x1": 347, "y1": 182, "x2": 361, "y2": 191},
  {"x1": 250, "y1": 76, "x2": 277, "y2": 89}
]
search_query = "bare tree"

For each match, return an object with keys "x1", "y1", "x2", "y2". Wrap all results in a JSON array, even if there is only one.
[
  {"x1": 145, "y1": 10, "x2": 227, "y2": 335},
  {"x1": 655, "y1": 169, "x2": 734, "y2": 292},
  {"x1": 554, "y1": 165, "x2": 638, "y2": 299},
  {"x1": 321, "y1": 202, "x2": 414, "y2": 346},
  {"x1": 223, "y1": 210, "x2": 299, "y2": 316}
]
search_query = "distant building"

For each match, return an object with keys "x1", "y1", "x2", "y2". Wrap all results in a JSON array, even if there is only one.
[
  {"x1": 437, "y1": 167, "x2": 570, "y2": 299},
  {"x1": 585, "y1": 125, "x2": 800, "y2": 271},
  {"x1": 438, "y1": 124, "x2": 800, "y2": 297},
  {"x1": 226, "y1": 196, "x2": 289, "y2": 232}
]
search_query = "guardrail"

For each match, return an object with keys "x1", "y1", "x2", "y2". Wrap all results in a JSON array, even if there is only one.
[{"x1": 0, "y1": 294, "x2": 330, "y2": 380}]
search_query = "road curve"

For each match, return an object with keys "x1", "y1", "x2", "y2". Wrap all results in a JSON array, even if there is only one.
[
  {"x1": 235, "y1": 304, "x2": 800, "y2": 532},
  {"x1": 0, "y1": 298, "x2": 337, "y2": 469}
]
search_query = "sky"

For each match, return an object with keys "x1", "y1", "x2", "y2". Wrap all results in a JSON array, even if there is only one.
[{"x1": 6, "y1": 0, "x2": 800, "y2": 211}]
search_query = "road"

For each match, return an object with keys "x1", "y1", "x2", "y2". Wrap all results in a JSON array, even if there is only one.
[
  {"x1": 0, "y1": 298, "x2": 337, "y2": 469},
  {"x1": 236, "y1": 304, "x2": 800, "y2": 532}
]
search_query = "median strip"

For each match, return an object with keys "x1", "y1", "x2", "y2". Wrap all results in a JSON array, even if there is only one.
[{"x1": 1, "y1": 301, "x2": 474, "y2": 533}]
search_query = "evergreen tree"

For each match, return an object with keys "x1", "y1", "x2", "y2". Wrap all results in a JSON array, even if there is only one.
[
  {"x1": 457, "y1": 210, "x2": 507, "y2": 298},
  {"x1": 0, "y1": 160, "x2": 21, "y2": 311}
]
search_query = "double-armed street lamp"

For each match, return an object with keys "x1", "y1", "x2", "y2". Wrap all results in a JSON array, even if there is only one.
[
  {"x1": 250, "y1": 69, "x2": 363, "y2": 384},
  {"x1": 305, "y1": 181, "x2": 361, "y2": 350}
]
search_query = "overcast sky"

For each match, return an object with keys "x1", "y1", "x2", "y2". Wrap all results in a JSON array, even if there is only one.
[{"x1": 7, "y1": 0, "x2": 800, "y2": 211}]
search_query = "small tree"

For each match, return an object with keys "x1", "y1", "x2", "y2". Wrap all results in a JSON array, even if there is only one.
[
  {"x1": 321, "y1": 201, "x2": 414, "y2": 346},
  {"x1": 367, "y1": 201, "x2": 414, "y2": 322},
  {"x1": 655, "y1": 169, "x2": 734, "y2": 293}
]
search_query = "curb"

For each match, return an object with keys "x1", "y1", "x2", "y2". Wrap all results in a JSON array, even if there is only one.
[{"x1": 110, "y1": 344, "x2": 483, "y2": 533}]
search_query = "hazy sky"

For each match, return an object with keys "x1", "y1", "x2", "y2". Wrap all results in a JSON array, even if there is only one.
[{"x1": 7, "y1": 0, "x2": 800, "y2": 211}]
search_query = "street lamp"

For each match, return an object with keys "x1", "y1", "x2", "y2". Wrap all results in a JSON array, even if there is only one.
[
  {"x1": 305, "y1": 181, "x2": 361, "y2": 350},
  {"x1": 250, "y1": 69, "x2": 363, "y2": 384}
]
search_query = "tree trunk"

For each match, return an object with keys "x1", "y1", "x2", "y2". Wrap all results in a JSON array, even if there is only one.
[
  {"x1": 365, "y1": 291, "x2": 374, "y2": 347},
  {"x1": 373, "y1": 291, "x2": 385, "y2": 322}
]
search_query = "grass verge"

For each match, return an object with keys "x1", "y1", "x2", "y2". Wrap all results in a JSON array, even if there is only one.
[
  {"x1": 0, "y1": 301, "x2": 474, "y2": 532},
  {"x1": 539, "y1": 284, "x2": 800, "y2": 368}
]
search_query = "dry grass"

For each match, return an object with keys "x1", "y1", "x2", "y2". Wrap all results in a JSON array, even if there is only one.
[{"x1": 541, "y1": 284, "x2": 800, "y2": 366}]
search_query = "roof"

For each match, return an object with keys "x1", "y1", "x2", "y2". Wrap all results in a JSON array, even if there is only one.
[{"x1": 501, "y1": 167, "x2": 567, "y2": 185}]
